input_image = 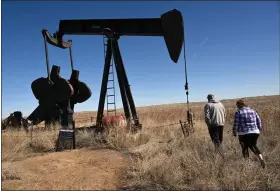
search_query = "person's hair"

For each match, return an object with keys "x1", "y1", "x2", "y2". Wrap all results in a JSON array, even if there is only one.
[{"x1": 236, "y1": 99, "x2": 247, "y2": 108}]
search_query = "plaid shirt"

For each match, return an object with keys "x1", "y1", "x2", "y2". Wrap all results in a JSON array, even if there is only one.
[{"x1": 233, "y1": 107, "x2": 262, "y2": 135}]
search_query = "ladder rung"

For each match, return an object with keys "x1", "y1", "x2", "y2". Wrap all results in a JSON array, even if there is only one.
[
  {"x1": 107, "y1": 102, "x2": 115, "y2": 104},
  {"x1": 107, "y1": 87, "x2": 114, "y2": 89},
  {"x1": 107, "y1": 95, "x2": 115, "y2": 97},
  {"x1": 108, "y1": 80, "x2": 114, "y2": 82},
  {"x1": 107, "y1": 110, "x2": 116, "y2": 112},
  {"x1": 109, "y1": 72, "x2": 113, "y2": 74}
]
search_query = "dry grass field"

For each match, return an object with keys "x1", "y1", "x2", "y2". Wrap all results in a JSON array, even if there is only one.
[{"x1": 1, "y1": 95, "x2": 280, "y2": 190}]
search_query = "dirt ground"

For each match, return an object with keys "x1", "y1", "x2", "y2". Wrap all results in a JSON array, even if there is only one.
[{"x1": 2, "y1": 149, "x2": 128, "y2": 190}]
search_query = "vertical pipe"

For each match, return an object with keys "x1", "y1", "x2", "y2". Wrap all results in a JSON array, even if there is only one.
[
  {"x1": 43, "y1": 34, "x2": 51, "y2": 81},
  {"x1": 69, "y1": 41, "x2": 74, "y2": 71},
  {"x1": 183, "y1": 38, "x2": 190, "y2": 111}
]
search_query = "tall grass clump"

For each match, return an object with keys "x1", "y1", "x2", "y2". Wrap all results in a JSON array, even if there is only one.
[{"x1": 1, "y1": 128, "x2": 59, "y2": 162}]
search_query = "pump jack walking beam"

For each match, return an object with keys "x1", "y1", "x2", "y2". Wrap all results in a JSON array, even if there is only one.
[{"x1": 54, "y1": 9, "x2": 184, "y2": 63}]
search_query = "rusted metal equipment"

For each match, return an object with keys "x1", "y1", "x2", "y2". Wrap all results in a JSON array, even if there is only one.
[
  {"x1": 27, "y1": 30, "x2": 92, "y2": 151},
  {"x1": 1, "y1": 111, "x2": 29, "y2": 131},
  {"x1": 44, "y1": 9, "x2": 185, "y2": 133},
  {"x1": 180, "y1": 110, "x2": 195, "y2": 138},
  {"x1": 102, "y1": 114, "x2": 127, "y2": 133}
]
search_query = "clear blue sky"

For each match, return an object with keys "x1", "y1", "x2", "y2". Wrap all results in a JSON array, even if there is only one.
[{"x1": 2, "y1": 1, "x2": 279, "y2": 118}]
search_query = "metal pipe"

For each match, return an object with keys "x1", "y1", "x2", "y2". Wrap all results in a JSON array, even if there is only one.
[
  {"x1": 43, "y1": 34, "x2": 51, "y2": 81},
  {"x1": 69, "y1": 41, "x2": 74, "y2": 71}
]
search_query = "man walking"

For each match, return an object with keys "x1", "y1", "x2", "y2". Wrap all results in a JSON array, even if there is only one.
[
  {"x1": 204, "y1": 94, "x2": 226, "y2": 151},
  {"x1": 233, "y1": 99, "x2": 265, "y2": 168}
]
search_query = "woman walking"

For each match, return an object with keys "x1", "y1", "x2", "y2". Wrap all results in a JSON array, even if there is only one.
[{"x1": 233, "y1": 99, "x2": 265, "y2": 168}]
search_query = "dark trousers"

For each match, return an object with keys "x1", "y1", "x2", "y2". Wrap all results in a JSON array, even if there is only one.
[
  {"x1": 238, "y1": 133, "x2": 262, "y2": 158},
  {"x1": 208, "y1": 125, "x2": 224, "y2": 149}
]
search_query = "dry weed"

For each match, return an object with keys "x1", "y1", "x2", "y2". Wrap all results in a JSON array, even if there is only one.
[
  {"x1": 123, "y1": 99, "x2": 280, "y2": 190},
  {"x1": 1, "y1": 129, "x2": 59, "y2": 162}
]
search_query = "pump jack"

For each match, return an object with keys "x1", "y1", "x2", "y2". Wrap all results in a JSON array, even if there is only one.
[
  {"x1": 43, "y1": 9, "x2": 184, "y2": 132},
  {"x1": 27, "y1": 29, "x2": 92, "y2": 151}
]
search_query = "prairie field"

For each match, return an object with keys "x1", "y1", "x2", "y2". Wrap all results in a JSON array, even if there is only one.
[{"x1": 1, "y1": 95, "x2": 280, "y2": 190}]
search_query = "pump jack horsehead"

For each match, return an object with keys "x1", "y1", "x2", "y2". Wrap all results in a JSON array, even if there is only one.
[{"x1": 34, "y1": 9, "x2": 185, "y2": 134}]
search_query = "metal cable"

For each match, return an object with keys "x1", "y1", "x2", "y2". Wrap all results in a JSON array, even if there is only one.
[{"x1": 183, "y1": 32, "x2": 190, "y2": 111}]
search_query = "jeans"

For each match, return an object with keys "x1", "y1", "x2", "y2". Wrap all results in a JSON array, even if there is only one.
[{"x1": 208, "y1": 125, "x2": 224, "y2": 149}]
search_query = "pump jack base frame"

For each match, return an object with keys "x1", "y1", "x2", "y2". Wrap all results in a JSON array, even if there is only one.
[{"x1": 96, "y1": 30, "x2": 142, "y2": 133}]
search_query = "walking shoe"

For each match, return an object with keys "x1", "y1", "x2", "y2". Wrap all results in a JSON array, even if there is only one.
[{"x1": 260, "y1": 159, "x2": 266, "y2": 169}]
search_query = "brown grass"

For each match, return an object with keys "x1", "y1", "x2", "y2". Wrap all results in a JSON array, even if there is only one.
[
  {"x1": 2, "y1": 95, "x2": 280, "y2": 190},
  {"x1": 2, "y1": 130, "x2": 59, "y2": 162},
  {"x1": 121, "y1": 95, "x2": 280, "y2": 190},
  {"x1": 124, "y1": 121, "x2": 280, "y2": 190}
]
